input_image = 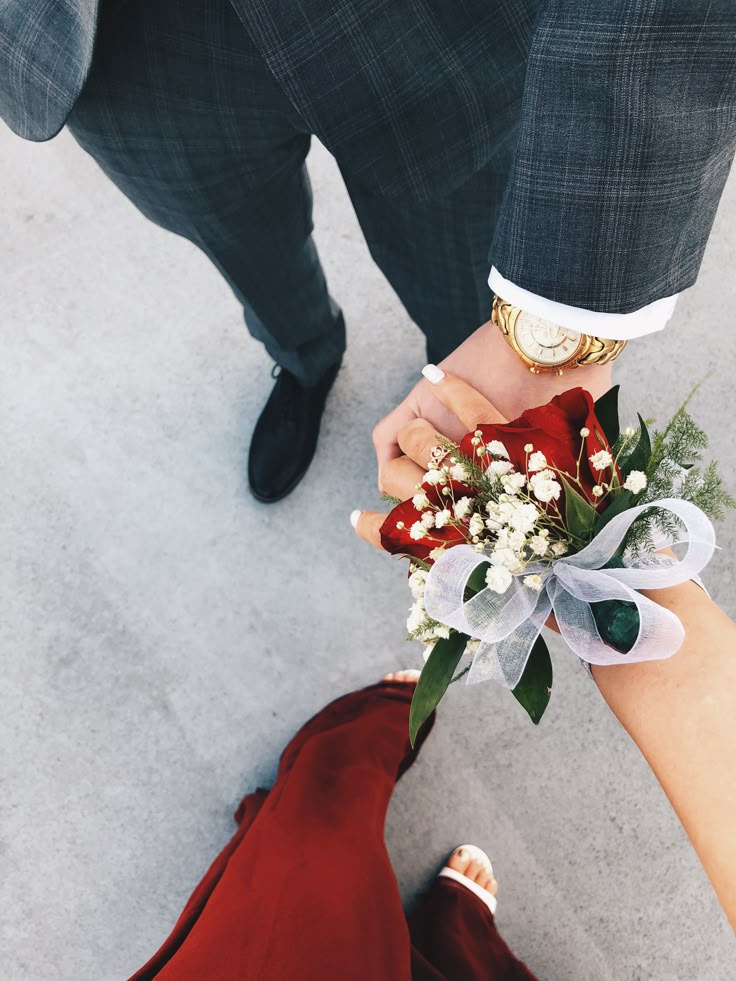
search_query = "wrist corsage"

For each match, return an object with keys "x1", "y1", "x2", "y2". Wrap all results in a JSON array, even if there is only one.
[{"x1": 380, "y1": 385, "x2": 734, "y2": 742}]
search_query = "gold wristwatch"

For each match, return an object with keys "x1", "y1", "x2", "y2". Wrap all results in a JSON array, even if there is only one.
[{"x1": 491, "y1": 295, "x2": 627, "y2": 374}]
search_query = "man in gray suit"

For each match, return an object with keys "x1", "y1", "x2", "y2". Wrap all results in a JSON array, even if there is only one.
[{"x1": 2, "y1": 1, "x2": 734, "y2": 501}]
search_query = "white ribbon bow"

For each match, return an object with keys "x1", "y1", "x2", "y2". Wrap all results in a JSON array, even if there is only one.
[{"x1": 422, "y1": 498, "x2": 715, "y2": 688}]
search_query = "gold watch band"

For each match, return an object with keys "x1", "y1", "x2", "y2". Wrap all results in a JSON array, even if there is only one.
[
  {"x1": 576, "y1": 333, "x2": 627, "y2": 367},
  {"x1": 491, "y1": 296, "x2": 627, "y2": 372}
]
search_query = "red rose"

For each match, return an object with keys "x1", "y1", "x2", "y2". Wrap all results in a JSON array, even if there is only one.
[
  {"x1": 380, "y1": 479, "x2": 474, "y2": 560},
  {"x1": 379, "y1": 388, "x2": 619, "y2": 561},
  {"x1": 459, "y1": 387, "x2": 619, "y2": 506}
]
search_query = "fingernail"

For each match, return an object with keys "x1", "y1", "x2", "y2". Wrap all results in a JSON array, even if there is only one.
[
  {"x1": 350, "y1": 509, "x2": 362, "y2": 529},
  {"x1": 422, "y1": 363, "x2": 445, "y2": 384}
]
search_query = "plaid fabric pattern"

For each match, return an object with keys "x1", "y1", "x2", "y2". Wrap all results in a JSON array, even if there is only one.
[
  {"x1": 489, "y1": 0, "x2": 736, "y2": 312},
  {"x1": 2, "y1": 0, "x2": 735, "y2": 312},
  {"x1": 234, "y1": 0, "x2": 533, "y2": 202},
  {"x1": 66, "y1": 0, "x2": 507, "y2": 384},
  {"x1": 0, "y1": 0, "x2": 98, "y2": 141}
]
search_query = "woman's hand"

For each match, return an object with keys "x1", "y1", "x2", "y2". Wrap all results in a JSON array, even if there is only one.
[
  {"x1": 352, "y1": 364, "x2": 506, "y2": 548},
  {"x1": 370, "y1": 322, "x2": 613, "y2": 505}
]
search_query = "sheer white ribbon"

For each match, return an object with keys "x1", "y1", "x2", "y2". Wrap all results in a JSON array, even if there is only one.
[{"x1": 422, "y1": 498, "x2": 715, "y2": 688}]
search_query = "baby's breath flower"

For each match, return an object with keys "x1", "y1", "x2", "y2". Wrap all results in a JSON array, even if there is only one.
[
  {"x1": 484, "y1": 501, "x2": 504, "y2": 530},
  {"x1": 474, "y1": 429, "x2": 483, "y2": 437},
  {"x1": 491, "y1": 546, "x2": 523, "y2": 572},
  {"x1": 527, "y1": 450, "x2": 547, "y2": 472},
  {"x1": 528, "y1": 469, "x2": 562, "y2": 504},
  {"x1": 421, "y1": 511, "x2": 436, "y2": 529},
  {"x1": 486, "y1": 440, "x2": 509, "y2": 458},
  {"x1": 406, "y1": 600, "x2": 425, "y2": 633},
  {"x1": 429, "y1": 546, "x2": 446, "y2": 561},
  {"x1": 435, "y1": 508, "x2": 452, "y2": 528},
  {"x1": 453, "y1": 496, "x2": 474, "y2": 520},
  {"x1": 551, "y1": 541, "x2": 568, "y2": 557},
  {"x1": 450, "y1": 462, "x2": 470, "y2": 482},
  {"x1": 409, "y1": 521, "x2": 427, "y2": 540},
  {"x1": 474, "y1": 542, "x2": 486, "y2": 552},
  {"x1": 499, "y1": 500, "x2": 540, "y2": 534},
  {"x1": 501, "y1": 471, "x2": 527, "y2": 495},
  {"x1": 485, "y1": 564, "x2": 513, "y2": 594},
  {"x1": 424, "y1": 468, "x2": 446, "y2": 485},
  {"x1": 396, "y1": 521, "x2": 405, "y2": 530},
  {"x1": 592, "y1": 485, "x2": 604, "y2": 498},
  {"x1": 506, "y1": 528, "x2": 527, "y2": 551},
  {"x1": 487, "y1": 459, "x2": 514, "y2": 478},
  {"x1": 580, "y1": 427, "x2": 590, "y2": 437},
  {"x1": 529, "y1": 534, "x2": 549, "y2": 556},
  {"x1": 523, "y1": 574, "x2": 544, "y2": 592},
  {"x1": 412, "y1": 492, "x2": 431, "y2": 510},
  {"x1": 624, "y1": 470, "x2": 648, "y2": 494},
  {"x1": 468, "y1": 513, "x2": 485, "y2": 537},
  {"x1": 476, "y1": 446, "x2": 487, "y2": 456},
  {"x1": 471, "y1": 436, "x2": 481, "y2": 446},
  {"x1": 441, "y1": 486, "x2": 452, "y2": 496},
  {"x1": 589, "y1": 450, "x2": 614, "y2": 471},
  {"x1": 408, "y1": 568, "x2": 427, "y2": 599},
  {"x1": 524, "y1": 443, "x2": 534, "y2": 453},
  {"x1": 623, "y1": 425, "x2": 636, "y2": 437},
  {"x1": 423, "y1": 623, "x2": 451, "y2": 641}
]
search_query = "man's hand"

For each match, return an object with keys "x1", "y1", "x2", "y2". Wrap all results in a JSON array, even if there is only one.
[{"x1": 372, "y1": 318, "x2": 613, "y2": 493}]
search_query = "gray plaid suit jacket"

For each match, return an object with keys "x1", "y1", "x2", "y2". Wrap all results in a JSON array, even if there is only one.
[{"x1": 2, "y1": 0, "x2": 735, "y2": 313}]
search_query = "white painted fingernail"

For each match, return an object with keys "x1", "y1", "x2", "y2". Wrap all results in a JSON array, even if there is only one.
[
  {"x1": 350, "y1": 509, "x2": 362, "y2": 529},
  {"x1": 422, "y1": 363, "x2": 445, "y2": 384}
]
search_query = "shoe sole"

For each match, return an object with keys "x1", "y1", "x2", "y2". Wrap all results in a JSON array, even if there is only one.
[{"x1": 249, "y1": 461, "x2": 315, "y2": 503}]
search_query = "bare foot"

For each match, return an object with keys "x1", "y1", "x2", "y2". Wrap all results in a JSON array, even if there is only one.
[
  {"x1": 445, "y1": 845, "x2": 498, "y2": 898},
  {"x1": 382, "y1": 669, "x2": 421, "y2": 684}
]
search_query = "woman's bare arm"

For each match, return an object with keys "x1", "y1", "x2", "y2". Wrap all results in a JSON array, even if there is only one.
[
  {"x1": 593, "y1": 581, "x2": 736, "y2": 928},
  {"x1": 355, "y1": 369, "x2": 736, "y2": 926}
]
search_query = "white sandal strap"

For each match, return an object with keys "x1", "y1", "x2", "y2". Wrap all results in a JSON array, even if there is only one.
[{"x1": 437, "y1": 866, "x2": 498, "y2": 916}]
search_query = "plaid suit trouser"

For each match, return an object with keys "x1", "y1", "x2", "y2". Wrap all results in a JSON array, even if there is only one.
[{"x1": 67, "y1": 0, "x2": 514, "y2": 385}]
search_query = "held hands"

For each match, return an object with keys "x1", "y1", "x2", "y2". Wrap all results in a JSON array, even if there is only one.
[
  {"x1": 369, "y1": 320, "x2": 613, "y2": 523},
  {"x1": 352, "y1": 365, "x2": 505, "y2": 548},
  {"x1": 351, "y1": 364, "x2": 573, "y2": 637}
]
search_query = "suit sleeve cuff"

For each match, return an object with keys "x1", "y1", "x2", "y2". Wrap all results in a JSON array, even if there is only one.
[{"x1": 488, "y1": 267, "x2": 679, "y2": 341}]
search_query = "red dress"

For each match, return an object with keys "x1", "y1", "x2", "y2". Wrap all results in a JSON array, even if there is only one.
[{"x1": 129, "y1": 679, "x2": 538, "y2": 980}]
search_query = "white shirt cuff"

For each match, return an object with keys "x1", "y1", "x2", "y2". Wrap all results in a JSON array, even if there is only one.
[{"x1": 488, "y1": 267, "x2": 678, "y2": 341}]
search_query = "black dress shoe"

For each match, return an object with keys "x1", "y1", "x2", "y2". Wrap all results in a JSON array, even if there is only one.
[{"x1": 248, "y1": 358, "x2": 342, "y2": 502}]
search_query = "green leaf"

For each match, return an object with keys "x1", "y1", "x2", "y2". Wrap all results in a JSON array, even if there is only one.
[
  {"x1": 463, "y1": 561, "x2": 490, "y2": 602},
  {"x1": 560, "y1": 475, "x2": 597, "y2": 544},
  {"x1": 591, "y1": 599, "x2": 640, "y2": 653},
  {"x1": 409, "y1": 632, "x2": 468, "y2": 745},
  {"x1": 594, "y1": 385, "x2": 620, "y2": 447},
  {"x1": 621, "y1": 414, "x2": 652, "y2": 477},
  {"x1": 593, "y1": 489, "x2": 634, "y2": 534},
  {"x1": 512, "y1": 635, "x2": 553, "y2": 724}
]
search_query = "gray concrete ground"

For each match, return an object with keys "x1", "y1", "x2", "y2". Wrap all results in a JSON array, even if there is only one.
[{"x1": 2, "y1": 126, "x2": 735, "y2": 981}]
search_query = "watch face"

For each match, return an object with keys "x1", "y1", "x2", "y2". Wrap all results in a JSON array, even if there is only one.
[{"x1": 513, "y1": 311, "x2": 583, "y2": 367}]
